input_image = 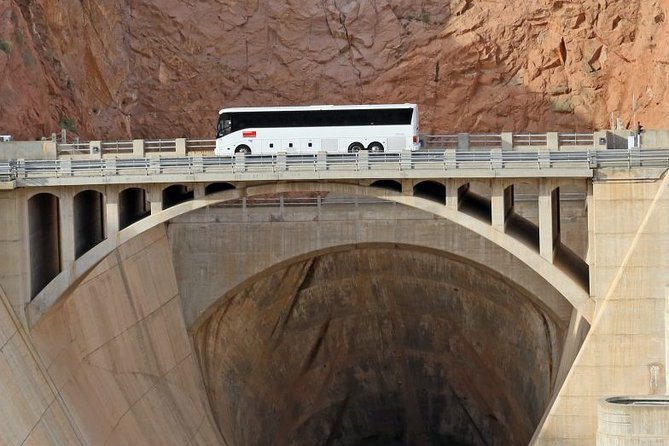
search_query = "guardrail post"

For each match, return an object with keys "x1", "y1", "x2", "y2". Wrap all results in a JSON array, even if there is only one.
[
  {"x1": 358, "y1": 150, "x2": 369, "y2": 171},
  {"x1": 501, "y1": 132, "x2": 513, "y2": 150},
  {"x1": 175, "y1": 138, "x2": 186, "y2": 156},
  {"x1": 234, "y1": 152, "x2": 246, "y2": 173},
  {"x1": 444, "y1": 150, "x2": 456, "y2": 169},
  {"x1": 276, "y1": 152, "x2": 287, "y2": 171},
  {"x1": 538, "y1": 150, "x2": 550, "y2": 169},
  {"x1": 60, "y1": 159, "x2": 72, "y2": 177},
  {"x1": 133, "y1": 139, "x2": 145, "y2": 157},
  {"x1": 490, "y1": 148, "x2": 503, "y2": 169},
  {"x1": 16, "y1": 159, "x2": 25, "y2": 179},
  {"x1": 457, "y1": 133, "x2": 470, "y2": 150},
  {"x1": 89, "y1": 141, "x2": 102, "y2": 157},
  {"x1": 316, "y1": 151, "x2": 326, "y2": 171},
  {"x1": 401, "y1": 150, "x2": 412, "y2": 171},
  {"x1": 547, "y1": 132, "x2": 559, "y2": 150},
  {"x1": 628, "y1": 148, "x2": 641, "y2": 168},
  {"x1": 104, "y1": 158, "x2": 116, "y2": 176},
  {"x1": 148, "y1": 157, "x2": 161, "y2": 175},
  {"x1": 192, "y1": 155, "x2": 203, "y2": 174}
]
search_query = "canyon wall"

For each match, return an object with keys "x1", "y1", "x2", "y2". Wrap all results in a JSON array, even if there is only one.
[{"x1": 1, "y1": 0, "x2": 668, "y2": 140}]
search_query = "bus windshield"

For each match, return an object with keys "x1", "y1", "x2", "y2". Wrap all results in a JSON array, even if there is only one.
[{"x1": 216, "y1": 113, "x2": 232, "y2": 138}]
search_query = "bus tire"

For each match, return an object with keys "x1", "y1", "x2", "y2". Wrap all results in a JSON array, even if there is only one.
[
  {"x1": 235, "y1": 144, "x2": 251, "y2": 155},
  {"x1": 348, "y1": 142, "x2": 364, "y2": 153},
  {"x1": 368, "y1": 142, "x2": 384, "y2": 153}
]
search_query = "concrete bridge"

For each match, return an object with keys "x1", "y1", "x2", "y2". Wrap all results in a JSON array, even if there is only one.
[{"x1": 0, "y1": 133, "x2": 668, "y2": 445}]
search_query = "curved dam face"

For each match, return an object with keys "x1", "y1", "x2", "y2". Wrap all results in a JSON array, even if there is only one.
[{"x1": 194, "y1": 246, "x2": 563, "y2": 445}]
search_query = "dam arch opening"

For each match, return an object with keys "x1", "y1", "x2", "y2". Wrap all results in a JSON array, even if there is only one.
[{"x1": 192, "y1": 243, "x2": 570, "y2": 445}]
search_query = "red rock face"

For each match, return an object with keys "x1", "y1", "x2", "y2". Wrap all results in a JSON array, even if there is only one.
[{"x1": 1, "y1": 0, "x2": 668, "y2": 140}]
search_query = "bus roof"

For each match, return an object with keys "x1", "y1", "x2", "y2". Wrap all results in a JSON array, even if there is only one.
[{"x1": 218, "y1": 103, "x2": 417, "y2": 115}]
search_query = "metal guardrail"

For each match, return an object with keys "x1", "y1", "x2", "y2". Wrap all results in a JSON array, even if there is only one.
[
  {"x1": 558, "y1": 133, "x2": 594, "y2": 146},
  {"x1": 2, "y1": 150, "x2": 669, "y2": 184}
]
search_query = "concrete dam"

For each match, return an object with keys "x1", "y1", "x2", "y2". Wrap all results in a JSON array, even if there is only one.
[
  {"x1": 5, "y1": 189, "x2": 589, "y2": 445},
  {"x1": 1, "y1": 137, "x2": 668, "y2": 444}
]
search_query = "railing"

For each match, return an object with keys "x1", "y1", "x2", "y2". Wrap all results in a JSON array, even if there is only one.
[
  {"x1": 469, "y1": 134, "x2": 502, "y2": 149},
  {"x1": 422, "y1": 134, "x2": 458, "y2": 149},
  {"x1": 52, "y1": 132, "x2": 607, "y2": 158},
  {"x1": 101, "y1": 140, "x2": 133, "y2": 155},
  {"x1": 558, "y1": 133, "x2": 594, "y2": 146},
  {"x1": 3, "y1": 150, "x2": 668, "y2": 184},
  {"x1": 186, "y1": 139, "x2": 216, "y2": 154},
  {"x1": 513, "y1": 133, "x2": 547, "y2": 147}
]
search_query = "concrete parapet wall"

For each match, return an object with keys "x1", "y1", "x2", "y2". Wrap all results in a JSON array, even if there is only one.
[
  {"x1": 597, "y1": 397, "x2": 669, "y2": 444},
  {"x1": 0, "y1": 141, "x2": 56, "y2": 161}
]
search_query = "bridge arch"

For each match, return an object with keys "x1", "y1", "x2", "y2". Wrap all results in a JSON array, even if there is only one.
[{"x1": 27, "y1": 181, "x2": 594, "y2": 325}]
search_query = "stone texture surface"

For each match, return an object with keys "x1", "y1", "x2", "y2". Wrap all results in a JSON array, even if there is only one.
[
  {"x1": 194, "y1": 247, "x2": 563, "y2": 445},
  {"x1": 1, "y1": 0, "x2": 669, "y2": 140}
]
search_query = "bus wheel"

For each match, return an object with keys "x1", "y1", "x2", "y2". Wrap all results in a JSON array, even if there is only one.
[
  {"x1": 368, "y1": 142, "x2": 384, "y2": 153},
  {"x1": 348, "y1": 142, "x2": 364, "y2": 153},
  {"x1": 235, "y1": 144, "x2": 251, "y2": 155}
]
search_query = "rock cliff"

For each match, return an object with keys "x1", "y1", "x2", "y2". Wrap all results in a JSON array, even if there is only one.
[{"x1": 1, "y1": 0, "x2": 667, "y2": 140}]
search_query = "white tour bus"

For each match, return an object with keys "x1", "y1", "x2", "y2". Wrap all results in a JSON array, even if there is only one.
[{"x1": 214, "y1": 103, "x2": 419, "y2": 156}]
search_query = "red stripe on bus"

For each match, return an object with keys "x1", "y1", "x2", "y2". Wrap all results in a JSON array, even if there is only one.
[{"x1": 243, "y1": 131, "x2": 257, "y2": 138}]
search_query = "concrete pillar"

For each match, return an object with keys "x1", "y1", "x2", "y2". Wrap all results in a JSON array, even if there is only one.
[
  {"x1": 491, "y1": 181, "x2": 505, "y2": 231},
  {"x1": 539, "y1": 180, "x2": 559, "y2": 260},
  {"x1": 175, "y1": 138, "x2": 187, "y2": 156},
  {"x1": 132, "y1": 139, "x2": 145, "y2": 157},
  {"x1": 446, "y1": 180, "x2": 461, "y2": 210},
  {"x1": 59, "y1": 190, "x2": 76, "y2": 267},
  {"x1": 593, "y1": 131, "x2": 608, "y2": 150},
  {"x1": 43, "y1": 141, "x2": 57, "y2": 159},
  {"x1": 501, "y1": 132, "x2": 513, "y2": 150},
  {"x1": 457, "y1": 133, "x2": 470, "y2": 150},
  {"x1": 401, "y1": 179, "x2": 413, "y2": 196},
  {"x1": 547, "y1": 132, "x2": 559, "y2": 150},
  {"x1": 89, "y1": 141, "x2": 102, "y2": 157},
  {"x1": 106, "y1": 189, "x2": 119, "y2": 237},
  {"x1": 193, "y1": 184, "x2": 205, "y2": 200},
  {"x1": 491, "y1": 183, "x2": 514, "y2": 231},
  {"x1": 149, "y1": 185, "x2": 163, "y2": 215}
]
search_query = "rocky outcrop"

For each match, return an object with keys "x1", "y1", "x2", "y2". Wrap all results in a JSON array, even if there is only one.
[{"x1": 1, "y1": 0, "x2": 667, "y2": 140}]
